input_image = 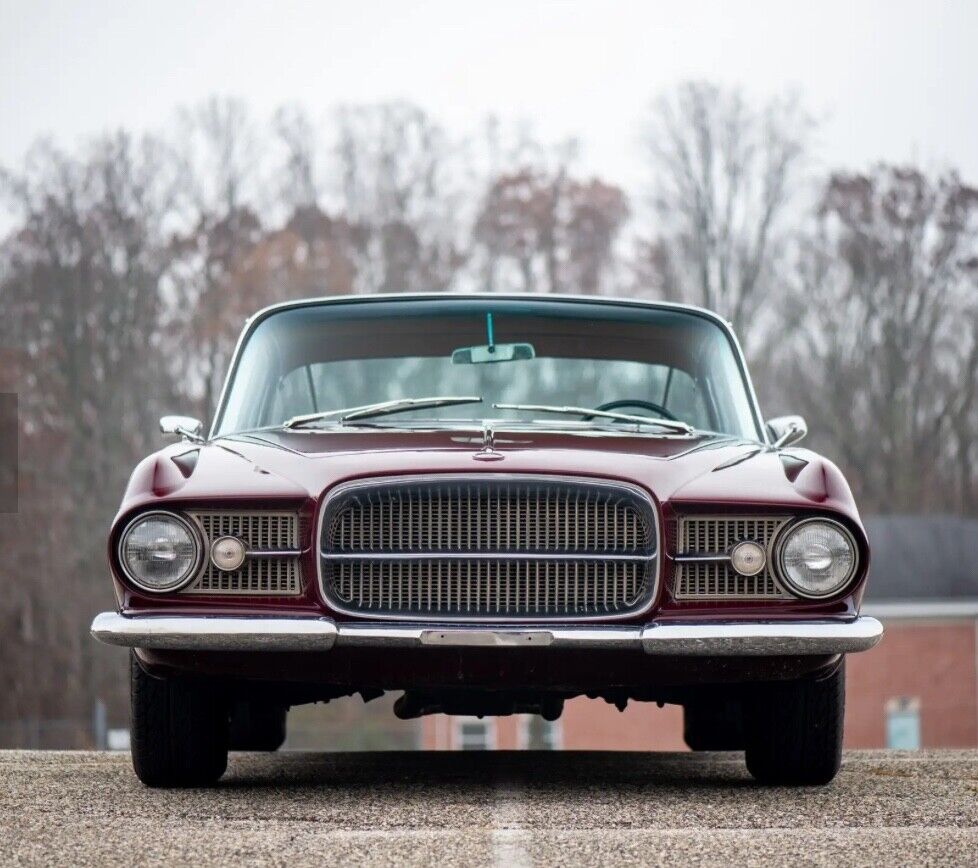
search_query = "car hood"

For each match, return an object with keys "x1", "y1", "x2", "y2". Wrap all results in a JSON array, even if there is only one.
[{"x1": 121, "y1": 426, "x2": 860, "y2": 521}]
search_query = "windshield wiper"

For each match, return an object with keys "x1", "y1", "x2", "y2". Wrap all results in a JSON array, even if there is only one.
[
  {"x1": 284, "y1": 396, "x2": 483, "y2": 429},
  {"x1": 493, "y1": 403, "x2": 694, "y2": 435}
]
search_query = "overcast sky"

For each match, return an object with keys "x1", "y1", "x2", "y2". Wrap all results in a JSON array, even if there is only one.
[{"x1": 2, "y1": 0, "x2": 977, "y2": 192}]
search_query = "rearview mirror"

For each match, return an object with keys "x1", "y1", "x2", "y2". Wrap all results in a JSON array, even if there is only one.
[
  {"x1": 160, "y1": 415, "x2": 205, "y2": 443},
  {"x1": 766, "y1": 415, "x2": 807, "y2": 448},
  {"x1": 451, "y1": 342, "x2": 536, "y2": 365}
]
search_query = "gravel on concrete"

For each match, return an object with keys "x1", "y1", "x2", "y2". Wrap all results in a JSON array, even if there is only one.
[{"x1": 2, "y1": 749, "x2": 977, "y2": 866}]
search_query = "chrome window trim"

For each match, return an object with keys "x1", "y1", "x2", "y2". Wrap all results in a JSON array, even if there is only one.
[
  {"x1": 774, "y1": 516, "x2": 860, "y2": 600},
  {"x1": 208, "y1": 293, "x2": 768, "y2": 444},
  {"x1": 315, "y1": 473, "x2": 662, "y2": 623},
  {"x1": 116, "y1": 510, "x2": 205, "y2": 595}
]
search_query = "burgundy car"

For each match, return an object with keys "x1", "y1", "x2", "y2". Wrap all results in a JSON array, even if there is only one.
[{"x1": 91, "y1": 294, "x2": 881, "y2": 787}]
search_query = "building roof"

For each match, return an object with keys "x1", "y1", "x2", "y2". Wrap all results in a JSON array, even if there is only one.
[{"x1": 863, "y1": 514, "x2": 978, "y2": 602}]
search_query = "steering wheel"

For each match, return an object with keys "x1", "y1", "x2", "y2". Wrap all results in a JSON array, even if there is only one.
[{"x1": 582, "y1": 399, "x2": 680, "y2": 422}]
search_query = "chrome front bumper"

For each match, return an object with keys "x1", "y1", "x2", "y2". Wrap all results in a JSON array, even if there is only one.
[{"x1": 90, "y1": 612, "x2": 883, "y2": 656}]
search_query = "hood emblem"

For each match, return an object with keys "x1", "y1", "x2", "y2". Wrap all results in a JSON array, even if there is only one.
[{"x1": 474, "y1": 421, "x2": 504, "y2": 461}]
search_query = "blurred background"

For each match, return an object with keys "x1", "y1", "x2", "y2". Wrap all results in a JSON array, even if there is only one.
[{"x1": 1, "y1": 0, "x2": 976, "y2": 753}]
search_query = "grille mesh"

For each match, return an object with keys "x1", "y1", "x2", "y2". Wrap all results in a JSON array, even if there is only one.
[
  {"x1": 328, "y1": 484, "x2": 650, "y2": 553},
  {"x1": 185, "y1": 512, "x2": 301, "y2": 595},
  {"x1": 321, "y1": 478, "x2": 656, "y2": 619},
  {"x1": 328, "y1": 559, "x2": 646, "y2": 616},
  {"x1": 673, "y1": 515, "x2": 789, "y2": 600}
]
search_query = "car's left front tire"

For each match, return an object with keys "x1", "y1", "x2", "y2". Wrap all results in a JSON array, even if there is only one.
[{"x1": 129, "y1": 651, "x2": 229, "y2": 788}]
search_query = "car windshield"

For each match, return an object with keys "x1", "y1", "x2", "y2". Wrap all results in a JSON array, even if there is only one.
[{"x1": 213, "y1": 297, "x2": 762, "y2": 440}]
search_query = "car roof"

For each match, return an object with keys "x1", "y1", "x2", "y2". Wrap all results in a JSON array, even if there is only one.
[{"x1": 243, "y1": 292, "x2": 734, "y2": 330}]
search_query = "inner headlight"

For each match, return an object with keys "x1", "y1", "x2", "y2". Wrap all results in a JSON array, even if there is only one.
[
  {"x1": 119, "y1": 511, "x2": 201, "y2": 593},
  {"x1": 778, "y1": 518, "x2": 857, "y2": 599}
]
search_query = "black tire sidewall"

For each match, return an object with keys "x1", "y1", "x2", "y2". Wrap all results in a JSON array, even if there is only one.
[
  {"x1": 129, "y1": 651, "x2": 229, "y2": 787},
  {"x1": 745, "y1": 660, "x2": 845, "y2": 786}
]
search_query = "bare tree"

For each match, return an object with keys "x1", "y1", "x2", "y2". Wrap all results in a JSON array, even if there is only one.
[
  {"x1": 953, "y1": 309, "x2": 978, "y2": 512},
  {"x1": 176, "y1": 96, "x2": 261, "y2": 215},
  {"x1": 564, "y1": 179, "x2": 630, "y2": 295},
  {"x1": 473, "y1": 169, "x2": 552, "y2": 292},
  {"x1": 165, "y1": 98, "x2": 266, "y2": 419},
  {"x1": 0, "y1": 133, "x2": 177, "y2": 730},
  {"x1": 780, "y1": 166, "x2": 978, "y2": 512},
  {"x1": 332, "y1": 101, "x2": 466, "y2": 293},
  {"x1": 274, "y1": 105, "x2": 321, "y2": 211},
  {"x1": 637, "y1": 82, "x2": 811, "y2": 352},
  {"x1": 472, "y1": 167, "x2": 628, "y2": 295},
  {"x1": 269, "y1": 108, "x2": 370, "y2": 299}
]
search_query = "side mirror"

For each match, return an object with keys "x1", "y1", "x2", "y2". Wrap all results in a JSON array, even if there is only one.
[
  {"x1": 160, "y1": 415, "x2": 205, "y2": 443},
  {"x1": 766, "y1": 415, "x2": 807, "y2": 448}
]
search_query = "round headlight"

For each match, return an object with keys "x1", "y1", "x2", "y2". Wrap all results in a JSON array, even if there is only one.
[
  {"x1": 119, "y1": 512, "x2": 201, "y2": 593},
  {"x1": 778, "y1": 518, "x2": 857, "y2": 599}
]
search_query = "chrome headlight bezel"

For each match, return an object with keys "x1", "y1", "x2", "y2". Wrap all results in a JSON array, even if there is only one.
[
  {"x1": 117, "y1": 510, "x2": 204, "y2": 594},
  {"x1": 775, "y1": 517, "x2": 859, "y2": 600}
]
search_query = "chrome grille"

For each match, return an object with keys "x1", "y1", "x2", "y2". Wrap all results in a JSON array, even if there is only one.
[
  {"x1": 320, "y1": 477, "x2": 657, "y2": 620},
  {"x1": 185, "y1": 511, "x2": 301, "y2": 595},
  {"x1": 674, "y1": 515, "x2": 790, "y2": 599},
  {"x1": 331, "y1": 560, "x2": 646, "y2": 615},
  {"x1": 329, "y1": 486, "x2": 650, "y2": 553}
]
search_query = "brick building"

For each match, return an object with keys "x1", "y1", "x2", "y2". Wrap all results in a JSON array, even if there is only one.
[{"x1": 422, "y1": 515, "x2": 978, "y2": 751}]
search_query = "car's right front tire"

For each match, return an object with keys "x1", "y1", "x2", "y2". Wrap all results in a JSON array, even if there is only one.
[
  {"x1": 130, "y1": 651, "x2": 229, "y2": 788},
  {"x1": 744, "y1": 661, "x2": 845, "y2": 786}
]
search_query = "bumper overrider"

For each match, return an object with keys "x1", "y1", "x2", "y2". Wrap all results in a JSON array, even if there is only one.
[{"x1": 90, "y1": 612, "x2": 883, "y2": 656}]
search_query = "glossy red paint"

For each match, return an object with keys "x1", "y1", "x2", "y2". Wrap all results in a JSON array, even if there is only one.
[{"x1": 109, "y1": 425, "x2": 869, "y2": 631}]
